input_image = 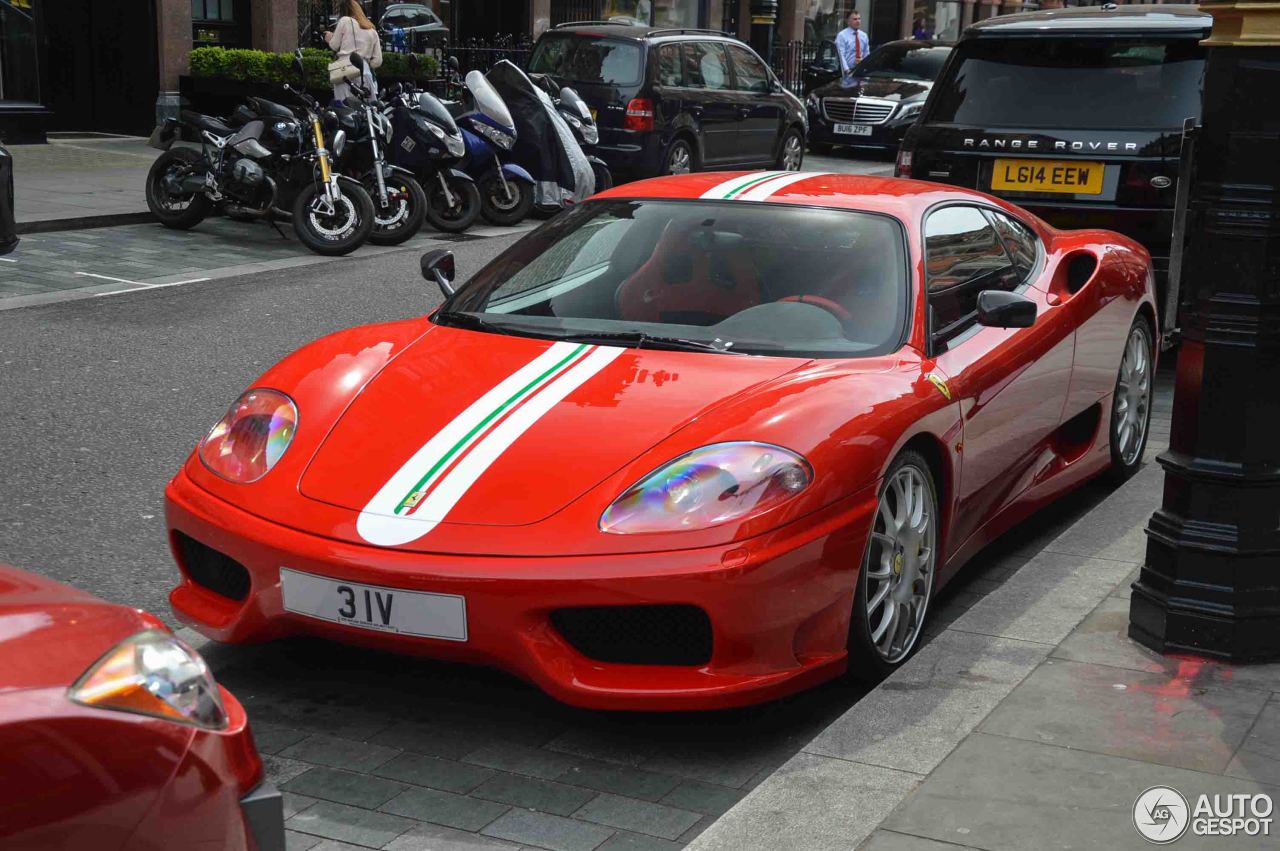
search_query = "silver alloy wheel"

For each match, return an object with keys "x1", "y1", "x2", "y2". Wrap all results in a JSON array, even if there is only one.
[
  {"x1": 863, "y1": 464, "x2": 936, "y2": 664},
  {"x1": 1114, "y1": 322, "x2": 1152, "y2": 466},
  {"x1": 781, "y1": 133, "x2": 803, "y2": 170},
  {"x1": 667, "y1": 143, "x2": 692, "y2": 175},
  {"x1": 308, "y1": 193, "x2": 357, "y2": 240}
]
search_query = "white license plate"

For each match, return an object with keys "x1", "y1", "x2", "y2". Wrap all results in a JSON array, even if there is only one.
[
  {"x1": 280, "y1": 567, "x2": 467, "y2": 641},
  {"x1": 834, "y1": 123, "x2": 873, "y2": 136}
]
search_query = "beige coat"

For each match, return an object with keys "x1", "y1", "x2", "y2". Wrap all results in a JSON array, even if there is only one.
[{"x1": 326, "y1": 16, "x2": 383, "y2": 101}]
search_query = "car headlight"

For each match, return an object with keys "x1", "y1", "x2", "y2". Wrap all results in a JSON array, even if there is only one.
[
  {"x1": 600, "y1": 442, "x2": 812, "y2": 534},
  {"x1": 198, "y1": 388, "x2": 298, "y2": 483},
  {"x1": 896, "y1": 102, "x2": 923, "y2": 121},
  {"x1": 806, "y1": 93, "x2": 820, "y2": 112},
  {"x1": 69, "y1": 630, "x2": 228, "y2": 730}
]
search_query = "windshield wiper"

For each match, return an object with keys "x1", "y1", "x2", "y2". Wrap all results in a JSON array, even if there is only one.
[
  {"x1": 558, "y1": 330, "x2": 742, "y2": 354},
  {"x1": 435, "y1": 311, "x2": 515, "y2": 335}
]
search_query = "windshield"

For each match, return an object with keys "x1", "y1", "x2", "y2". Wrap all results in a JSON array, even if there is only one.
[
  {"x1": 528, "y1": 34, "x2": 643, "y2": 86},
  {"x1": 413, "y1": 92, "x2": 458, "y2": 132},
  {"x1": 928, "y1": 37, "x2": 1203, "y2": 129},
  {"x1": 465, "y1": 70, "x2": 514, "y2": 128},
  {"x1": 439, "y1": 200, "x2": 908, "y2": 358},
  {"x1": 854, "y1": 44, "x2": 951, "y2": 81}
]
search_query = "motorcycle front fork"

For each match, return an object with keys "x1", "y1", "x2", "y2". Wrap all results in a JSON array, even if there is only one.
[{"x1": 437, "y1": 171, "x2": 459, "y2": 208}]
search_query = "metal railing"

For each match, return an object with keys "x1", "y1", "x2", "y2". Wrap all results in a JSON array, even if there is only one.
[{"x1": 770, "y1": 41, "x2": 822, "y2": 95}]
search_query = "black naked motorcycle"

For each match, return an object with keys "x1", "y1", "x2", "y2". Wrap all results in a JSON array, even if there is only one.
[
  {"x1": 334, "y1": 52, "x2": 427, "y2": 245},
  {"x1": 145, "y1": 51, "x2": 375, "y2": 256}
]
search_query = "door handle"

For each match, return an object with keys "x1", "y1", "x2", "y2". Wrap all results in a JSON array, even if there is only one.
[
  {"x1": 688, "y1": 104, "x2": 703, "y2": 117},
  {"x1": 737, "y1": 107, "x2": 751, "y2": 119}
]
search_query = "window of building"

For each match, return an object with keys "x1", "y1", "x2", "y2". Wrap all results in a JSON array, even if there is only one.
[
  {"x1": 192, "y1": 0, "x2": 234, "y2": 21},
  {"x1": 682, "y1": 42, "x2": 730, "y2": 90},
  {"x1": 726, "y1": 44, "x2": 770, "y2": 93},
  {"x1": 0, "y1": 0, "x2": 40, "y2": 103},
  {"x1": 924, "y1": 205, "x2": 1016, "y2": 341}
]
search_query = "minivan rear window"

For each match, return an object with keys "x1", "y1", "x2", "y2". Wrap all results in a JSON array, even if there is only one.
[
  {"x1": 927, "y1": 38, "x2": 1203, "y2": 130},
  {"x1": 528, "y1": 34, "x2": 643, "y2": 86}
]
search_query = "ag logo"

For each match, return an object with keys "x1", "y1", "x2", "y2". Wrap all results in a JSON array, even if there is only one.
[
  {"x1": 400, "y1": 136, "x2": 416, "y2": 153},
  {"x1": 1134, "y1": 786, "x2": 1190, "y2": 844}
]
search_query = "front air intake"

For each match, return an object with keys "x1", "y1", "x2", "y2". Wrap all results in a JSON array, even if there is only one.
[
  {"x1": 173, "y1": 532, "x2": 251, "y2": 601},
  {"x1": 551, "y1": 605, "x2": 713, "y2": 666}
]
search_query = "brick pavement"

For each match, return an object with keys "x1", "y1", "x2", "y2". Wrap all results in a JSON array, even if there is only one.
[{"x1": 172, "y1": 370, "x2": 1172, "y2": 851}]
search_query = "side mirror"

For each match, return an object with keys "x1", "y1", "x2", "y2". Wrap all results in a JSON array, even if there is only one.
[
  {"x1": 293, "y1": 48, "x2": 306, "y2": 79},
  {"x1": 421, "y1": 249, "x2": 456, "y2": 296},
  {"x1": 977, "y1": 290, "x2": 1036, "y2": 328},
  {"x1": 350, "y1": 52, "x2": 365, "y2": 73}
]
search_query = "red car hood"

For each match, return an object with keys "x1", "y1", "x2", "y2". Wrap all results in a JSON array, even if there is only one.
[
  {"x1": 299, "y1": 327, "x2": 808, "y2": 541},
  {"x1": 0, "y1": 565, "x2": 156, "y2": 694}
]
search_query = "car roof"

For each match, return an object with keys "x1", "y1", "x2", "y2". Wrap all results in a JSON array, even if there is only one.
[
  {"x1": 592, "y1": 172, "x2": 1024, "y2": 223},
  {"x1": 967, "y1": 4, "x2": 1211, "y2": 36},
  {"x1": 547, "y1": 22, "x2": 740, "y2": 43},
  {"x1": 875, "y1": 38, "x2": 954, "y2": 49}
]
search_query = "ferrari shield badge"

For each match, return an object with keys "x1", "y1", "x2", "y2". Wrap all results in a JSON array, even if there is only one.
[{"x1": 927, "y1": 373, "x2": 952, "y2": 401}]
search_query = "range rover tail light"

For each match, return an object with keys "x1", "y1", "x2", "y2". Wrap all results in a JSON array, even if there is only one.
[
  {"x1": 895, "y1": 149, "x2": 912, "y2": 178},
  {"x1": 625, "y1": 98, "x2": 655, "y2": 132}
]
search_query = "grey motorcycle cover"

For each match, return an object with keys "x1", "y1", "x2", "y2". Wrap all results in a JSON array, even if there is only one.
[{"x1": 486, "y1": 60, "x2": 594, "y2": 207}]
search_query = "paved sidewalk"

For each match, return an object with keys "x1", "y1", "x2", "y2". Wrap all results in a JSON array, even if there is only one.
[
  {"x1": 8, "y1": 136, "x2": 161, "y2": 227},
  {"x1": 690, "y1": 380, "x2": 1280, "y2": 850}
]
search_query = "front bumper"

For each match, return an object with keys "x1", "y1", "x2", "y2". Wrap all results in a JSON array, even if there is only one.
[
  {"x1": 807, "y1": 108, "x2": 912, "y2": 151},
  {"x1": 165, "y1": 469, "x2": 875, "y2": 711}
]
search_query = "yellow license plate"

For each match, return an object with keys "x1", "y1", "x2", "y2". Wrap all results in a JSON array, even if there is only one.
[{"x1": 991, "y1": 159, "x2": 1105, "y2": 195}]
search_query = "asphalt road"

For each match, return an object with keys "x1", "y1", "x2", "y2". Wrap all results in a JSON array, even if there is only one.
[{"x1": 0, "y1": 234, "x2": 511, "y2": 616}]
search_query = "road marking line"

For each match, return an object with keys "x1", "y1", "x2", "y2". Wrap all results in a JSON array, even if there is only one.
[
  {"x1": 0, "y1": 257, "x2": 16, "y2": 263},
  {"x1": 76, "y1": 271, "x2": 144, "y2": 286}
]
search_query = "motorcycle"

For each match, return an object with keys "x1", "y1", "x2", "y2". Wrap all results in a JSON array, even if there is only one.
[
  {"x1": 336, "y1": 52, "x2": 427, "y2": 246},
  {"x1": 145, "y1": 51, "x2": 374, "y2": 256},
  {"x1": 439, "y1": 57, "x2": 535, "y2": 227},
  {"x1": 382, "y1": 63, "x2": 481, "y2": 233},
  {"x1": 530, "y1": 73, "x2": 612, "y2": 196}
]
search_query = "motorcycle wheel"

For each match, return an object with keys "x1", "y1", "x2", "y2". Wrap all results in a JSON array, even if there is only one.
[
  {"x1": 531, "y1": 204, "x2": 560, "y2": 221},
  {"x1": 367, "y1": 173, "x2": 428, "y2": 246},
  {"x1": 425, "y1": 174, "x2": 482, "y2": 233},
  {"x1": 145, "y1": 148, "x2": 212, "y2": 230},
  {"x1": 591, "y1": 161, "x2": 613, "y2": 192},
  {"x1": 479, "y1": 174, "x2": 534, "y2": 227},
  {"x1": 291, "y1": 180, "x2": 375, "y2": 256}
]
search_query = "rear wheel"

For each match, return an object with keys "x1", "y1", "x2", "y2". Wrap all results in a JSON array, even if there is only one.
[
  {"x1": 662, "y1": 137, "x2": 696, "y2": 175},
  {"x1": 479, "y1": 173, "x2": 534, "y2": 226},
  {"x1": 1107, "y1": 318, "x2": 1154, "y2": 482},
  {"x1": 145, "y1": 148, "x2": 211, "y2": 230},
  {"x1": 367, "y1": 172, "x2": 427, "y2": 246},
  {"x1": 848, "y1": 451, "x2": 938, "y2": 680},
  {"x1": 291, "y1": 180, "x2": 374, "y2": 256},
  {"x1": 775, "y1": 128, "x2": 805, "y2": 171}
]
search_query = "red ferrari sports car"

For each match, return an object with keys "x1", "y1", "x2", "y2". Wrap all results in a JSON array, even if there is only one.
[
  {"x1": 0, "y1": 564, "x2": 282, "y2": 851},
  {"x1": 166, "y1": 171, "x2": 1155, "y2": 710}
]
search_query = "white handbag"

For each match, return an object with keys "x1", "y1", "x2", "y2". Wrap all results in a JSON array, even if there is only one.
[{"x1": 328, "y1": 56, "x2": 360, "y2": 85}]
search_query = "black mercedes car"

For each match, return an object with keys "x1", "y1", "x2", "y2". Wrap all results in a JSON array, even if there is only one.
[
  {"x1": 897, "y1": 5, "x2": 1209, "y2": 289},
  {"x1": 806, "y1": 40, "x2": 951, "y2": 155},
  {"x1": 527, "y1": 22, "x2": 807, "y2": 179}
]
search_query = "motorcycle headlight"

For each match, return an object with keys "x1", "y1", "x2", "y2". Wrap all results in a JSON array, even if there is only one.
[
  {"x1": 331, "y1": 129, "x2": 347, "y2": 158},
  {"x1": 69, "y1": 630, "x2": 227, "y2": 730},
  {"x1": 446, "y1": 133, "x2": 465, "y2": 158},
  {"x1": 198, "y1": 388, "x2": 298, "y2": 484},
  {"x1": 896, "y1": 102, "x2": 923, "y2": 122},
  {"x1": 600, "y1": 442, "x2": 812, "y2": 534},
  {"x1": 413, "y1": 114, "x2": 446, "y2": 140},
  {"x1": 582, "y1": 124, "x2": 598, "y2": 145},
  {"x1": 474, "y1": 120, "x2": 516, "y2": 151}
]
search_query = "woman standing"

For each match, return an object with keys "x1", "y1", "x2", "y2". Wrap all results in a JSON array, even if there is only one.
[{"x1": 324, "y1": 0, "x2": 383, "y2": 104}]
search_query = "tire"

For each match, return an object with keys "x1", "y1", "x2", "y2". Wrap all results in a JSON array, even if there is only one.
[
  {"x1": 775, "y1": 127, "x2": 805, "y2": 171},
  {"x1": 591, "y1": 160, "x2": 614, "y2": 192},
  {"x1": 531, "y1": 205, "x2": 560, "y2": 220},
  {"x1": 847, "y1": 450, "x2": 939, "y2": 681},
  {"x1": 145, "y1": 148, "x2": 212, "y2": 230},
  {"x1": 1106, "y1": 317, "x2": 1155, "y2": 483},
  {"x1": 367, "y1": 172, "x2": 427, "y2": 246},
  {"x1": 425, "y1": 173, "x2": 482, "y2": 233},
  {"x1": 662, "y1": 137, "x2": 697, "y2": 175},
  {"x1": 290, "y1": 180, "x2": 375, "y2": 256},
  {"x1": 479, "y1": 174, "x2": 534, "y2": 226},
  {"x1": 809, "y1": 141, "x2": 834, "y2": 156}
]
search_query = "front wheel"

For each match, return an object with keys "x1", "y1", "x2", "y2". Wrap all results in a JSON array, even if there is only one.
[
  {"x1": 479, "y1": 173, "x2": 534, "y2": 226},
  {"x1": 291, "y1": 180, "x2": 374, "y2": 256},
  {"x1": 367, "y1": 172, "x2": 427, "y2": 246},
  {"x1": 425, "y1": 173, "x2": 481, "y2": 233},
  {"x1": 145, "y1": 148, "x2": 212, "y2": 230},
  {"x1": 1106, "y1": 318, "x2": 1155, "y2": 483},
  {"x1": 847, "y1": 451, "x2": 938, "y2": 681}
]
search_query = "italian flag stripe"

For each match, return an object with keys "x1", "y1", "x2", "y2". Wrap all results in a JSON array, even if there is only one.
[
  {"x1": 721, "y1": 171, "x2": 789, "y2": 199},
  {"x1": 393, "y1": 342, "x2": 591, "y2": 514}
]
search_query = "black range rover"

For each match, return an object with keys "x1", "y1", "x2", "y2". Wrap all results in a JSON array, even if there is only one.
[{"x1": 897, "y1": 5, "x2": 1210, "y2": 286}]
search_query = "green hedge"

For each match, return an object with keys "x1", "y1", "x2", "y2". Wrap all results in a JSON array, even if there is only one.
[{"x1": 189, "y1": 47, "x2": 438, "y2": 90}]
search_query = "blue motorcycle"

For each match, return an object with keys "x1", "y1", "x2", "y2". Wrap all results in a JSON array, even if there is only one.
[{"x1": 442, "y1": 59, "x2": 536, "y2": 226}]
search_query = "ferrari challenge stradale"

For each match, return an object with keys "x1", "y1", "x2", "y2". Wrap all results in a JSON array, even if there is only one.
[{"x1": 165, "y1": 171, "x2": 1156, "y2": 710}]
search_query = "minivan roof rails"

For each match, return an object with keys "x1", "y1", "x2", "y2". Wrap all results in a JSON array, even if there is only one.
[
  {"x1": 553, "y1": 20, "x2": 630, "y2": 28},
  {"x1": 647, "y1": 27, "x2": 730, "y2": 37}
]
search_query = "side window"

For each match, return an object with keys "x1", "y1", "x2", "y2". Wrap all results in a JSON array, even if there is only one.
[
  {"x1": 924, "y1": 206, "x2": 1015, "y2": 339},
  {"x1": 816, "y1": 40, "x2": 837, "y2": 69},
  {"x1": 656, "y1": 44, "x2": 683, "y2": 87},
  {"x1": 726, "y1": 44, "x2": 770, "y2": 93},
  {"x1": 987, "y1": 210, "x2": 1039, "y2": 282},
  {"x1": 683, "y1": 42, "x2": 731, "y2": 90}
]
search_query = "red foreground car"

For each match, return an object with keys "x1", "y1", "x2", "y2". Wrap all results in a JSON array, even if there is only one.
[
  {"x1": 166, "y1": 171, "x2": 1155, "y2": 710},
  {"x1": 0, "y1": 565, "x2": 282, "y2": 850}
]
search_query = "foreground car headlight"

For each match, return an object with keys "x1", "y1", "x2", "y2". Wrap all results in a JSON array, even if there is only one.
[
  {"x1": 199, "y1": 388, "x2": 297, "y2": 483},
  {"x1": 600, "y1": 442, "x2": 812, "y2": 534},
  {"x1": 70, "y1": 630, "x2": 227, "y2": 729}
]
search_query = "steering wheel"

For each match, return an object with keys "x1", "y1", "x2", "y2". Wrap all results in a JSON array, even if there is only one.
[{"x1": 777, "y1": 295, "x2": 852, "y2": 323}]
